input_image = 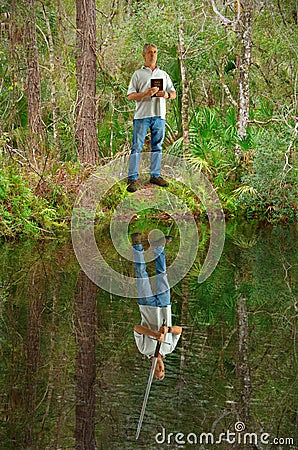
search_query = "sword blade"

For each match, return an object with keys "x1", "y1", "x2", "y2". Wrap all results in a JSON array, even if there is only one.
[
  {"x1": 136, "y1": 320, "x2": 165, "y2": 440},
  {"x1": 135, "y1": 356, "x2": 158, "y2": 440}
]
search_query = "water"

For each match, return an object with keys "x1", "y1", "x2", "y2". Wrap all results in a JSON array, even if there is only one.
[{"x1": 0, "y1": 223, "x2": 297, "y2": 449}]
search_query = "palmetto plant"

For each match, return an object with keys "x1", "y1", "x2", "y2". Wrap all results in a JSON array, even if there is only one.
[{"x1": 168, "y1": 106, "x2": 239, "y2": 180}]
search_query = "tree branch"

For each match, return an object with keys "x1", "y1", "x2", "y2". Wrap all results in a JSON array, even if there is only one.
[{"x1": 210, "y1": 0, "x2": 234, "y2": 27}]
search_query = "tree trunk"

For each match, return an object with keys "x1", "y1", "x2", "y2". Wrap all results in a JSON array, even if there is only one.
[
  {"x1": 211, "y1": 0, "x2": 253, "y2": 158},
  {"x1": 236, "y1": 0, "x2": 253, "y2": 157},
  {"x1": 10, "y1": 0, "x2": 16, "y2": 154},
  {"x1": 178, "y1": 22, "x2": 190, "y2": 152},
  {"x1": 42, "y1": 3, "x2": 60, "y2": 156},
  {"x1": 75, "y1": 0, "x2": 99, "y2": 165},
  {"x1": 26, "y1": 0, "x2": 44, "y2": 159}
]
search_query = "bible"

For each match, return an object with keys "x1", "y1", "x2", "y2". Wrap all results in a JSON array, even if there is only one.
[{"x1": 151, "y1": 78, "x2": 163, "y2": 97}]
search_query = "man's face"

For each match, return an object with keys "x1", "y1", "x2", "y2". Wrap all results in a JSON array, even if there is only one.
[
  {"x1": 154, "y1": 358, "x2": 165, "y2": 380},
  {"x1": 143, "y1": 46, "x2": 158, "y2": 68}
]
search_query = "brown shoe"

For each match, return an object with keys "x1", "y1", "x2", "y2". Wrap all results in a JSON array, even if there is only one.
[
  {"x1": 149, "y1": 176, "x2": 169, "y2": 187},
  {"x1": 127, "y1": 179, "x2": 138, "y2": 193},
  {"x1": 131, "y1": 232, "x2": 142, "y2": 246},
  {"x1": 151, "y1": 235, "x2": 173, "y2": 247}
]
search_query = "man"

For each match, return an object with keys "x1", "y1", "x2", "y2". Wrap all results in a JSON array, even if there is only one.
[
  {"x1": 131, "y1": 232, "x2": 182, "y2": 380},
  {"x1": 127, "y1": 44, "x2": 176, "y2": 193}
]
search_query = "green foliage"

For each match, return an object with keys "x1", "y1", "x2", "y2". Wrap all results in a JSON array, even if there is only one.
[
  {"x1": 0, "y1": 159, "x2": 89, "y2": 238},
  {"x1": 0, "y1": 163, "x2": 56, "y2": 237},
  {"x1": 235, "y1": 128, "x2": 298, "y2": 222}
]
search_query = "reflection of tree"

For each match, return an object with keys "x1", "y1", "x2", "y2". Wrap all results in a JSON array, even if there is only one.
[
  {"x1": 75, "y1": 270, "x2": 97, "y2": 449},
  {"x1": 24, "y1": 262, "x2": 44, "y2": 447},
  {"x1": 234, "y1": 237, "x2": 253, "y2": 445},
  {"x1": 236, "y1": 292, "x2": 252, "y2": 430},
  {"x1": 177, "y1": 277, "x2": 189, "y2": 404},
  {"x1": 0, "y1": 227, "x2": 296, "y2": 446}
]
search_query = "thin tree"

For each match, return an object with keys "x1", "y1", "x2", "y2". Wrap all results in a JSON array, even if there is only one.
[
  {"x1": 178, "y1": 21, "x2": 190, "y2": 152},
  {"x1": 75, "y1": 0, "x2": 99, "y2": 165},
  {"x1": 235, "y1": 0, "x2": 253, "y2": 145},
  {"x1": 41, "y1": 2, "x2": 60, "y2": 156},
  {"x1": 211, "y1": 0, "x2": 254, "y2": 158},
  {"x1": 10, "y1": 1, "x2": 16, "y2": 153},
  {"x1": 25, "y1": 0, "x2": 44, "y2": 160}
]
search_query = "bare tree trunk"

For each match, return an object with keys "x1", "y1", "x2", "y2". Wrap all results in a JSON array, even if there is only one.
[
  {"x1": 211, "y1": 0, "x2": 253, "y2": 159},
  {"x1": 75, "y1": 0, "x2": 99, "y2": 165},
  {"x1": 75, "y1": 271, "x2": 97, "y2": 450},
  {"x1": 236, "y1": 0, "x2": 253, "y2": 157},
  {"x1": 10, "y1": 0, "x2": 16, "y2": 154},
  {"x1": 178, "y1": 22, "x2": 190, "y2": 151},
  {"x1": 26, "y1": 0, "x2": 44, "y2": 160},
  {"x1": 41, "y1": 3, "x2": 60, "y2": 156}
]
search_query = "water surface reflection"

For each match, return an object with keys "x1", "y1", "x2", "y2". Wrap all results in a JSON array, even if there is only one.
[{"x1": 0, "y1": 225, "x2": 297, "y2": 449}]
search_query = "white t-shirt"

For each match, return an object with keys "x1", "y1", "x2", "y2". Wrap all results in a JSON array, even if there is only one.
[
  {"x1": 134, "y1": 304, "x2": 181, "y2": 358},
  {"x1": 127, "y1": 66, "x2": 176, "y2": 120}
]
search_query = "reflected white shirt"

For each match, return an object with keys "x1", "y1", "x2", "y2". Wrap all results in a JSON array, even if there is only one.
[{"x1": 134, "y1": 304, "x2": 181, "y2": 358}]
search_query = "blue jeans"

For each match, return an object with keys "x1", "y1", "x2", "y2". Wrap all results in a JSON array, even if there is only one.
[
  {"x1": 132, "y1": 244, "x2": 170, "y2": 307},
  {"x1": 128, "y1": 116, "x2": 166, "y2": 180}
]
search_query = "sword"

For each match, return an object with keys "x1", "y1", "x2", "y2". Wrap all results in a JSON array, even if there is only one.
[{"x1": 136, "y1": 320, "x2": 165, "y2": 440}]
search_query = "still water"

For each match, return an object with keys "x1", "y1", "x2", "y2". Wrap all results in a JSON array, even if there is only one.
[{"x1": 0, "y1": 223, "x2": 297, "y2": 449}]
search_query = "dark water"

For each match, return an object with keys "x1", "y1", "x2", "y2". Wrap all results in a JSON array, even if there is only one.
[{"x1": 0, "y1": 223, "x2": 297, "y2": 449}]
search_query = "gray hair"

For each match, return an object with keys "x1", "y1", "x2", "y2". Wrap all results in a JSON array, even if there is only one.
[{"x1": 143, "y1": 43, "x2": 157, "y2": 54}]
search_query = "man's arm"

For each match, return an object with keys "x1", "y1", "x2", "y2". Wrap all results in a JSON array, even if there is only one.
[
  {"x1": 128, "y1": 87, "x2": 159, "y2": 101},
  {"x1": 134, "y1": 325, "x2": 166, "y2": 341},
  {"x1": 159, "y1": 325, "x2": 182, "y2": 335},
  {"x1": 169, "y1": 325, "x2": 182, "y2": 335},
  {"x1": 155, "y1": 90, "x2": 176, "y2": 99}
]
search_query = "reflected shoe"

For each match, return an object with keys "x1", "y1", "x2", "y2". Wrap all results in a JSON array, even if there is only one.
[
  {"x1": 131, "y1": 232, "x2": 142, "y2": 246},
  {"x1": 127, "y1": 179, "x2": 138, "y2": 193},
  {"x1": 151, "y1": 235, "x2": 173, "y2": 248},
  {"x1": 149, "y1": 176, "x2": 169, "y2": 187}
]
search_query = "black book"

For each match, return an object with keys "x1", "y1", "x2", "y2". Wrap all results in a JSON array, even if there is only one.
[{"x1": 151, "y1": 78, "x2": 163, "y2": 97}]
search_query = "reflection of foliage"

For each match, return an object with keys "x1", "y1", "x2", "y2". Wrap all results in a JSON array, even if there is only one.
[{"x1": 0, "y1": 223, "x2": 297, "y2": 446}]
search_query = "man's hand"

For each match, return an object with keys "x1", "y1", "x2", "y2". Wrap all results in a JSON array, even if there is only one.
[
  {"x1": 159, "y1": 324, "x2": 169, "y2": 335},
  {"x1": 155, "y1": 90, "x2": 169, "y2": 98},
  {"x1": 155, "y1": 331, "x2": 165, "y2": 342},
  {"x1": 144, "y1": 87, "x2": 159, "y2": 98}
]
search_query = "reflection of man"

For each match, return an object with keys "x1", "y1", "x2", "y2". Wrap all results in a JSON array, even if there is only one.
[
  {"x1": 132, "y1": 232, "x2": 182, "y2": 380},
  {"x1": 127, "y1": 43, "x2": 176, "y2": 193}
]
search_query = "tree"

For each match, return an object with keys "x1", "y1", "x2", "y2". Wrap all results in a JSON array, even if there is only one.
[
  {"x1": 25, "y1": 0, "x2": 44, "y2": 160},
  {"x1": 75, "y1": 0, "x2": 99, "y2": 165},
  {"x1": 178, "y1": 21, "x2": 190, "y2": 151},
  {"x1": 236, "y1": 0, "x2": 253, "y2": 145},
  {"x1": 211, "y1": 0, "x2": 254, "y2": 157}
]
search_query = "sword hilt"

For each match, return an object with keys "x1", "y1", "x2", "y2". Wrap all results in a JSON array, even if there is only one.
[{"x1": 154, "y1": 320, "x2": 166, "y2": 357}]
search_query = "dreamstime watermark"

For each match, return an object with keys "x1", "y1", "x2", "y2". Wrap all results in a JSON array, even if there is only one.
[
  {"x1": 155, "y1": 422, "x2": 295, "y2": 447},
  {"x1": 71, "y1": 153, "x2": 225, "y2": 296}
]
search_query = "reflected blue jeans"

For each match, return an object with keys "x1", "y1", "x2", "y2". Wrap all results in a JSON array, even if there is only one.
[
  {"x1": 132, "y1": 244, "x2": 170, "y2": 307},
  {"x1": 128, "y1": 116, "x2": 166, "y2": 180}
]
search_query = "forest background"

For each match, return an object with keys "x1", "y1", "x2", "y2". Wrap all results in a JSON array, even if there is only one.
[{"x1": 0, "y1": 0, "x2": 297, "y2": 238}]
